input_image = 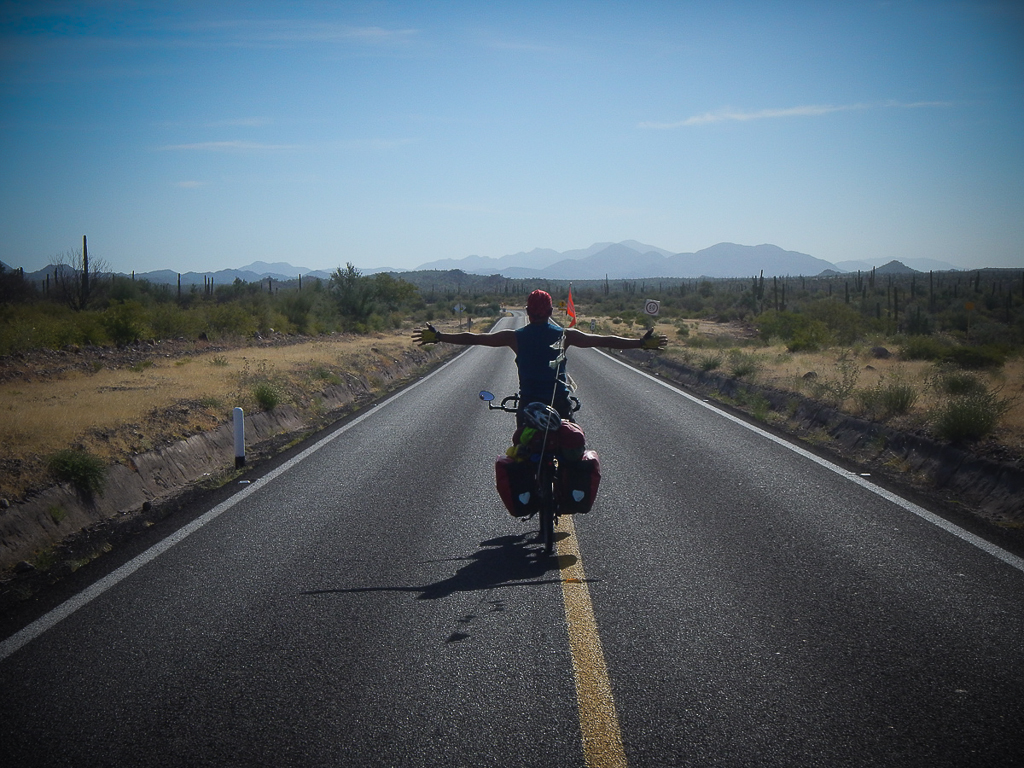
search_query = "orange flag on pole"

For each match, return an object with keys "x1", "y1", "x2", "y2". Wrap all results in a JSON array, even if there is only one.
[{"x1": 566, "y1": 285, "x2": 577, "y2": 328}]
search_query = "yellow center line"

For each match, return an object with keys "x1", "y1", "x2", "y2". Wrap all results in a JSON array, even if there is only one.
[{"x1": 556, "y1": 515, "x2": 628, "y2": 768}]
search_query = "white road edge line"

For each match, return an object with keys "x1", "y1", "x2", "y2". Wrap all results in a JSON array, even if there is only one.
[
  {"x1": 0, "y1": 354, "x2": 464, "y2": 662},
  {"x1": 600, "y1": 351, "x2": 1024, "y2": 575}
]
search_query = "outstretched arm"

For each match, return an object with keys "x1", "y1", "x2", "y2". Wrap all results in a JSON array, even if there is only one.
[
  {"x1": 413, "y1": 324, "x2": 517, "y2": 350},
  {"x1": 565, "y1": 327, "x2": 667, "y2": 350}
]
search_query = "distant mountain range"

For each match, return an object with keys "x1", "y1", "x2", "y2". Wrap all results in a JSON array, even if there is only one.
[
  {"x1": 413, "y1": 241, "x2": 963, "y2": 280},
  {"x1": 4, "y1": 242, "x2": 967, "y2": 285}
]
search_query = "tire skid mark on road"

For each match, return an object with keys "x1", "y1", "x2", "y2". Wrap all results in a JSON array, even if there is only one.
[{"x1": 556, "y1": 515, "x2": 628, "y2": 768}]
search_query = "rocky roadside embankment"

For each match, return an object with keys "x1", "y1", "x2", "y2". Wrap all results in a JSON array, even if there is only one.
[
  {"x1": 0, "y1": 342, "x2": 457, "y2": 610},
  {"x1": 619, "y1": 349, "x2": 1024, "y2": 540}
]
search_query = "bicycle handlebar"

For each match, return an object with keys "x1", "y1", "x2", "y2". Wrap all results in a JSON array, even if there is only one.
[{"x1": 479, "y1": 391, "x2": 580, "y2": 414}]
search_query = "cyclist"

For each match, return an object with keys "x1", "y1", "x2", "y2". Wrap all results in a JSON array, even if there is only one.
[{"x1": 413, "y1": 289, "x2": 666, "y2": 425}]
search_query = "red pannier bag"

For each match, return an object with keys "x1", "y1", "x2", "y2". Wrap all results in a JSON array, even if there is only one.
[
  {"x1": 553, "y1": 420, "x2": 586, "y2": 460},
  {"x1": 557, "y1": 450, "x2": 601, "y2": 514},
  {"x1": 511, "y1": 420, "x2": 587, "y2": 459},
  {"x1": 495, "y1": 456, "x2": 539, "y2": 517}
]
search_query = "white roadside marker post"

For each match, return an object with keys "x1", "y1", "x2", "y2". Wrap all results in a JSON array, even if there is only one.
[{"x1": 233, "y1": 407, "x2": 245, "y2": 468}]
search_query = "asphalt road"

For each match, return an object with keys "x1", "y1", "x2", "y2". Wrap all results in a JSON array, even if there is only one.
[{"x1": 1, "y1": 315, "x2": 1022, "y2": 767}]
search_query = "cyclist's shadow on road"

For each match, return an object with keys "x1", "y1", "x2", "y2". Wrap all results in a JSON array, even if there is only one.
[{"x1": 300, "y1": 532, "x2": 577, "y2": 603}]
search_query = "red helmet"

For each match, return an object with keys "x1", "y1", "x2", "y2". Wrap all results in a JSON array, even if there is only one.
[{"x1": 526, "y1": 290, "x2": 553, "y2": 320}]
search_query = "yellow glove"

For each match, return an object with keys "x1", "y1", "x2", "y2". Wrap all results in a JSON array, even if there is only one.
[
  {"x1": 640, "y1": 328, "x2": 664, "y2": 350},
  {"x1": 415, "y1": 323, "x2": 440, "y2": 345}
]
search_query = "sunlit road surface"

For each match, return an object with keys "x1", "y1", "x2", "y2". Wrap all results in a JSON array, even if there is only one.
[{"x1": 2, "y1": 314, "x2": 1022, "y2": 767}]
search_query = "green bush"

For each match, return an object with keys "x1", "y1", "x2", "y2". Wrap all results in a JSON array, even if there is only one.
[
  {"x1": 73, "y1": 312, "x2": 109, "y2": 346},
  {"x1": 787, "y1": 320, "x2": 833, "y2": 352},
  {"x1": 759, "y1": 310, "x2": 836, "y2": 351},
  {"x1": 803, "y1": 300, "x2": 865, "y2": 345},
  {"x1": 103, "y1": 300, "x2": 150, "y2": 345},
  {"x1": 0, "y1": 304, "x2": 109, "y2": 353},
  {"x1": 943, "y1": 345, "x2": 1006, "y2": 370},
  {"x1": 858, "y1": 378, "x2": 918, "y2": 420},
  {"x1": 205, "y1": 303, "x2": 258, "y2": 337},
  {"x1": 252, "y1": 381, "x2": 283, "y2": 410},
  {"x1": 748, "y1": 393, "x2": 771, "y2": 421},
  {"x1": 933, "y1": 371, "x2": 988, "y2": 397},
  {"x1": 931, "y1": 391, "x2": 1010, "y2": 442},
  {"x1": 148, "y1": 302, "x2": 205, "y2": 339},
  {"x1": 48, "y1": 449, "x2": 107, "y2": 498},
  {"x1": 728, "y1": 351, "x2": 760, "y2": 379},
  {"x1": 808, "y1": 356, "x2": 860, "y2": 407},
  {"x1": 900, "y1": 335, "x2": 950, "y2": 361},
  {"x1": 278, "y1": 291, "x2": 316, "y2": 334},
  {"x1": 698, "y1": 353, "x2": 723, "y2": 371}
]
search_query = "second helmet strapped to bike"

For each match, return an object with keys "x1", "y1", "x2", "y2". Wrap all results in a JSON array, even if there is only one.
[{"x1": 522, "y1": 401, "x2": 561, "y2": 432}]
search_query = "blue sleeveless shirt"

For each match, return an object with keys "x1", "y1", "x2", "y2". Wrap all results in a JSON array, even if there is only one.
[{"x1": 515, "y1": 320, "x2": 569, "y2": 408}]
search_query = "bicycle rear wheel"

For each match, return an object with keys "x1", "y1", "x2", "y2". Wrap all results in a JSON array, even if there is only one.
[
  {"x1": 539, "y1": 502, "x2": 555, "y2": 556},
  {"x1": 534, "y1": 461, "x2": 557, "y2": 556}
]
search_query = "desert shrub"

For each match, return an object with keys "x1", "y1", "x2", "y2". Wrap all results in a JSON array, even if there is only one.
[
  {"x1": 1, "y1": 304, "x2": 111, "y2": 352},
  {"x1": 0, "y1": 304, "x2": 57, "y2": 354},
  {"x1": 73, "y1": 311, "x2": 109, "y2": 346},
  {"x1": 803, "y1": 300, "x2": 865, "y2": 344},
  {"x1": 884, "y1": 385, "x2": 918, "y2": 418},
  {"x1": 933, "y1": 370, "x2": 988, "y2": 397},
  {"x1": 944, "y1": 345, "x2": 1006, "y2": 370},
  {"x1": 148, "y1": 303, "x2": 205, "y2": 339},
  {"x1": 205, "y1": 303, "x2": 257, "y2": 337},
  {"x1": 756, "y1": 310, "x2": 801, "y2": 343},
  {"x1": 252, "y1": 381, "x2": 283, "y2": 410},
  {"x1": 698, "y1": 353, "x2": 723, "y2": 371},
  {"x1": 808, "y1": 355, "x2": 860, "y2": 407},
  {"x1": 103, "y1": 300, "x2": 150, "y2": 345},
  {"x1": 855, "y1": 387, "x2": 881, "y2": 417},
  {"x1": 900, "y1": 335, "x2": 950, "y2": 361},
  {"x1": 310, "y1": 365, "x2": 341, "y2": 386},
  {"x1": 277, "y1": 291, "x2": 316, "y2": 335},
  {"x1": 48, "y1": 449, "x2": 107, "y2": 498},
  {"x1": 747, "y1": 393, "x2": 771, "y2": 421},
  {"x1": 857, "y1": 376, "x2": 918, "y2": 421},
  {"x1": 728, "y1": 351, "x2": 760, "y2": 379},
  {"x1": 787, "y1": 320, "x2": 833, "y2": 352},
  {"x1": 237, "y1": 359, "x2": 286, "y2": 411},
  {"x1": 931, "y1": 391, "x2": 1011, "y2": 442}
]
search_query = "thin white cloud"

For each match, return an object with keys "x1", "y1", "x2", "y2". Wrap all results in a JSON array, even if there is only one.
[
  {"x1": 883, "y1": 99, "x2": 954, "y2": 109},
  {"x1": 639, "y1": 100, "x2": 952, "y2": 129},
  {"x1": 174, "y1": 180, "x2": 206, "y2": 188}
]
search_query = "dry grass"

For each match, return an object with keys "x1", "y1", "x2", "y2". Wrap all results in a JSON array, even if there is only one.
[
  {"x1": 659, "y1": 323, "x2": 1024, "y2": 460},
  {"x1": 586, "y1": 314, "x2": 1024, "y2": 461},
  {"x1": 0, "y1": 325, "x2": 460, "y2": 501}
]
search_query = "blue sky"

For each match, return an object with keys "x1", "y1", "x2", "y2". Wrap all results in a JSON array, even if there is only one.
[{"x1": 1, "y1": 1, "x2": 1022, "y2": 275}]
